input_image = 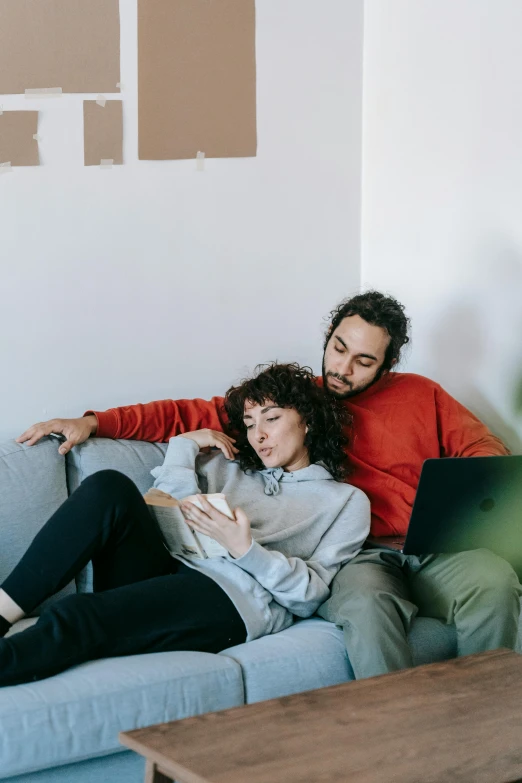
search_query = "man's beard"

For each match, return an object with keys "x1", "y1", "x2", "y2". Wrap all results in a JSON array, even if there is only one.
[{"x1": 321, "y1": 359, "x2": 385, "y2": 400}]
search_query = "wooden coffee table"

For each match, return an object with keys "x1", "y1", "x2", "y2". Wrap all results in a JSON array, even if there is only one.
[{"x1": 120, "y1": 649, "x2": 522, "y2": 783}]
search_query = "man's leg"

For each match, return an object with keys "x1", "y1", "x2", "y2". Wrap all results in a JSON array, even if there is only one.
[
  {"x1": 317, "y1": 548, "x2": 418, "y2": 678},
  {"x1": 409, "y1": 549, "x2": 522, "y2": 656}
]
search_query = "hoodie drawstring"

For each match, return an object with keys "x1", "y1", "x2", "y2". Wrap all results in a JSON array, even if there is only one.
[{"x1": 262, "y1": 467, "x2": 285, "y2": 496}]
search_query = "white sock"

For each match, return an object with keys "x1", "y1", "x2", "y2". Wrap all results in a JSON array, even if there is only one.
[{"x1": 0, "y1": 589, "x2": 25, "y2": 624}]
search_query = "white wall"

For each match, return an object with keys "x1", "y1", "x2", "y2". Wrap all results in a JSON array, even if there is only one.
[
  {"x1": 361, "y1": 0, "x2": 522, "y2": 451},
  {"x1": 0, "y1": 0, "x2": 363, "y2": 440}
]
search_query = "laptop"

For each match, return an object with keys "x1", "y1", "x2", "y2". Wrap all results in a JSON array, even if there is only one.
[{"x1": 374, "y1": 456, "x2": 522, "y2": 570}]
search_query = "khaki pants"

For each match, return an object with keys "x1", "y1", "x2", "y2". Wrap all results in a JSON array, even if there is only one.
[{"x1": 317, "y1": 546, "x2": 522, "y2": 679}]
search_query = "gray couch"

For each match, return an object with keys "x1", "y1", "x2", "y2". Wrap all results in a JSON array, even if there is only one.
[{"x1": 0, "y1": 436, "x2": 464, "y2": 782}]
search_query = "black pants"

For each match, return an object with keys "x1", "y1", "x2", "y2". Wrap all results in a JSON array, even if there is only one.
[{"x1": 0, "y1": 470, "x2": 246, "y2": 686}]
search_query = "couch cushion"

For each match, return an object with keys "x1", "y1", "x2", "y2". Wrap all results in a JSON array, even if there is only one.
[
  {"x1": 221, "y1": 618, "x2": 354, "y2": 703},
  {"x1": 0, "y1": 439, "x2": 75, "y2": 613},
  {"x1": 409, "y1": 615, "x2": 457, "y2": 665},
  {"x1": 0, "y1": 628, "x2": 244, "y2": 779},
  {"x1": 221, "y1": 615, "x2": 459, "y2": 704},
  {"x1": 5, "y1": 750, "x2": 144, "y2": 783}
]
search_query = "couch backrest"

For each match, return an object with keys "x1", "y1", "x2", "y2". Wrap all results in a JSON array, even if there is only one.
[
  {"x1": 0, "y1": 438, "x2": 76, "y2": 612},
  {"x1": 66, "y1": 438, "x2": 168, "y2": 493}
]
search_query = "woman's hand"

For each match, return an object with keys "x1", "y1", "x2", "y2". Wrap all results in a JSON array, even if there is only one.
[
  {"x1": 180, "y1": 495, "x2": 252, "y2": 559},
  {"x1": 179, "y1": 429, "x2": 238, "y2": 460}
]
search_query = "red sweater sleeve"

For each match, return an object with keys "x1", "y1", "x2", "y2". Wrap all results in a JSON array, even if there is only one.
[
  {"x1": 84, "y1": 397, "x2": 227, "y2": 442},
  {"x1": 434, "y1": 385, "x2": 510, "y2": 457}
]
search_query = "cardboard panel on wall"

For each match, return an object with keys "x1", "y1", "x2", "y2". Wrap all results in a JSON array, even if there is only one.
[
  {"x1": 0, "y1": 0, "x2": 120, "y2": 94},
  {"x1": 0, "y1": 111, "x2": 39, "y2": 166},
  {"x1": 138, "y1": 0, "x2": 257, "y2": 160},
  {"x1": 83, "y1": 101, "x2": 123, "y2": 166}
]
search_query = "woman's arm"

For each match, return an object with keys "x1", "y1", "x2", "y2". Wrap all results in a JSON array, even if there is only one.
[
  {"x1": 151, "y1": 436, "x2": 202, "y2": 498},
  {"x1": 184, "y1": 488, "x2": 371, "y2": 617},
  {"x1": 232, "y1": 489, "x2": 370, "y2": 616},
  {"x1": 151, "y1": 430, "x2": 238, "y2": 499}
]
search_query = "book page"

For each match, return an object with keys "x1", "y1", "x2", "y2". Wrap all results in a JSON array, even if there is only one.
[
  {"x1": 148, "y1": 503, "x2": 205, "y2": 559},
  {"x1": 145, "y1": 491, "x2": 231, "y2": 559}
]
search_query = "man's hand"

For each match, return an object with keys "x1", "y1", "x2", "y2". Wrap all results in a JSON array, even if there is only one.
[
  {"x1": 180, "y1": 495, "x2": 252, "y2": 558},
  {"x1": 16, "y1": 415, "x2": 98, "y2": 456},
  {"x1": 180, "y1": 429, "x2": 238, "y2": 460}
]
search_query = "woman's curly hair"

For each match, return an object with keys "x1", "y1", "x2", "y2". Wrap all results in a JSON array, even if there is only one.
[{"x1": 224, "y1": 362, "x2": 351, "y2": 480}]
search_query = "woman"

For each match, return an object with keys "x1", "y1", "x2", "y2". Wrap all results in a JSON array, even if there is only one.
[{"x1": 0, "y1": 363, "x2": 370, "y2": 686}]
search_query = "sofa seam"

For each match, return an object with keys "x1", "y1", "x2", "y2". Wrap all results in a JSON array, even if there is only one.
[{"x1": 0, "y1": 442, "x2": 61, "y2": 460}]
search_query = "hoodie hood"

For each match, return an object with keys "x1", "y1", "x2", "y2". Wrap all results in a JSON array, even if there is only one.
[{"x1": 255, "y1": 463, "x2": 334, "y2": 496}]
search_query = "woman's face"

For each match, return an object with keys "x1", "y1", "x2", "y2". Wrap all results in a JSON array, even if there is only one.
[{"x1": 242, "y1": 400, "x2": 310, "y2": 472}]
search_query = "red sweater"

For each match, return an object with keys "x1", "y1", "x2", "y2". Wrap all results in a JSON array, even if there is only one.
[{"x1": 87, "y1": 372, "x2": 508, "y2": 537}]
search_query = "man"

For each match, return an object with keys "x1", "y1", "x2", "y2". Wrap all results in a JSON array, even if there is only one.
[{"x1": 18, "y1": 291, "x2": 522, "y2": 679}]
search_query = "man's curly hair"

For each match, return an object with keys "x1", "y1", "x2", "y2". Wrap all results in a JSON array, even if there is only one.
[
  {"x1": 325, "y1": 290, "x2": 411, "y2": 371},
  {"x1": 224, "y1": 362, "x2": 350, "y2": 480}
]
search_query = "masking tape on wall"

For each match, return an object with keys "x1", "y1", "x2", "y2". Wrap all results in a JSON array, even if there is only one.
[
  {"x1": 25, "y1": 88, "x2": 62, "y2": 98},
  {"x1": 196, "y1": 151, "x2": 205, "y2": 171},
  {"x1": 100, "y1": 159, "x2": 114, "y2": 169},
  {"x1": 0, "y1": 161, "x2": 13, "y2": 174},
  {"x1": 96, "y1": 95, "x2": 107, "y2": 107}
]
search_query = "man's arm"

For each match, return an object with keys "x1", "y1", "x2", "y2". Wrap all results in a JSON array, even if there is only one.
[
  {"x1": 17, "y1": 396, "x2": 227, "y2": 455},
  {"x1": 87, "y1": 397, "x2": 227, "y2": 441},
  {"x1": 435, "y1": 385, "x2": 510, "y2": 457}
]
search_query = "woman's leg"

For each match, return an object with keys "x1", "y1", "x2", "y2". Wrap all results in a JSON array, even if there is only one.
[
  {"x1": 0, "y1": 470, "x2": 174, "y2": 632},
  {"x1": 0, "y1": 566, "x2": 247, "y2": 686}
]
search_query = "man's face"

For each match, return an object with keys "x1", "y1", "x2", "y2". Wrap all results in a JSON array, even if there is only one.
[{"x1": 322, "y1": 315, "x2": 392, "y2": 399}]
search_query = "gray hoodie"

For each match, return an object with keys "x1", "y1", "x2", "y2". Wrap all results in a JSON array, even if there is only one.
[{"x1": 151, "y1": 436, "x2": 370, "y2": 641}]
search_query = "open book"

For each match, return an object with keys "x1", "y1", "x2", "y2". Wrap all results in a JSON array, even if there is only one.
[{"x1": 144, "y1": 488, "x2": 232, "y2": 559}]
